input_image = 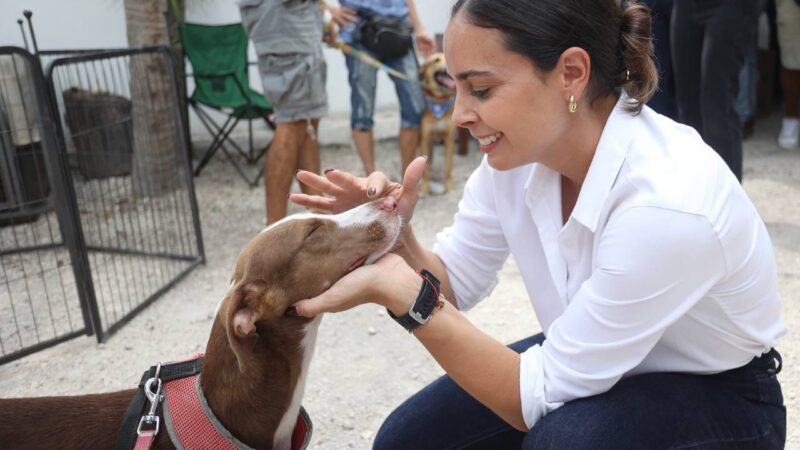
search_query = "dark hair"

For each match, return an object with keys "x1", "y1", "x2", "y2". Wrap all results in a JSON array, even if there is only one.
[{"x1": 451, "y1": 0, "x2": 658, "y2": 114}]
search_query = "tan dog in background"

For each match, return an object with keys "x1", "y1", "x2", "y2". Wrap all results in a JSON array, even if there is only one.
[{"x1": 419, "y1": 53, "x2": 457, "y2": 195}]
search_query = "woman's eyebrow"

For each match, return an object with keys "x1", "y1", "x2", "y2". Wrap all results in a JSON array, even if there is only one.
[{"x1": 455, "y1": 70, "x2": 493, "y2": 81}]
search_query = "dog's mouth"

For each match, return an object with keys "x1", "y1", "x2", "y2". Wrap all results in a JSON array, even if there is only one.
[
  {"x1": 348, "y1": 254, "x2": 369, "y2": 272},
  {"x1": 435, "y1": 71, "x2": 456, "y2": 91}
]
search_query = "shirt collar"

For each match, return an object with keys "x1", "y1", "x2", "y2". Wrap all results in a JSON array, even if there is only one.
[{"x1": 570, "y1": 93, "x2": 637, "y2": 232}]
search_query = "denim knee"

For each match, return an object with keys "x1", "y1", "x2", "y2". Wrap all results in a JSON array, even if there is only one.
[
  {"x1": 346, "y1": 52, "x2": 377, "y2": 131},
  {"x1": 390, "y1": 52, "x2": 424, "y2": 129},
  {"x1": 372, "y1": 407, "x2": 409, "y2": 450}
]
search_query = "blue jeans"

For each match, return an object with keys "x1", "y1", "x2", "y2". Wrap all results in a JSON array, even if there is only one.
[
  {"x1": 374, "y1": 333, "x2": 786, "y2": 449},
  {"x1": 345, "y1": 45, "x2": 424, "y2": 131}
]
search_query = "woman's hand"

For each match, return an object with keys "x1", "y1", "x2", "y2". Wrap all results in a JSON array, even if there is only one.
[
  {"x1": 415, "y1": 30, "x2": 436, "y2": 59},
  {"x1": 329, "y1": 6, "x2": 357, "y2": 27},
  {"x1": 292, "y1": 253, "x2": 421, "y2": 317},
  {"x1": 290, "y1": 156, "x2": 427, "y2": 226}
]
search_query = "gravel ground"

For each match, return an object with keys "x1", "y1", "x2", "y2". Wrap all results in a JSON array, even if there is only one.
[{"x1": 0, "y1": 110, "x2": 797, "y2": 449}]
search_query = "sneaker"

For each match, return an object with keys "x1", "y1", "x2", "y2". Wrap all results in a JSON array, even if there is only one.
[
  {"x1": 428, "y1": 180, "x2": 446, "y2": 195},
  {"x1": 777, "y1": 117, "x2": 799, "y2": 150}
]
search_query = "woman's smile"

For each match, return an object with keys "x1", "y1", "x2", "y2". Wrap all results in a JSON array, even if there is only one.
[{"x1": 476, "y1": 132, "x2": 504, "y2": 153}]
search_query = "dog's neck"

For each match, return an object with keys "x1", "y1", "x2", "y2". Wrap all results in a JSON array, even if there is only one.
[{"x1": 200, "y1": 315, "x2": 320, "y2": 450}]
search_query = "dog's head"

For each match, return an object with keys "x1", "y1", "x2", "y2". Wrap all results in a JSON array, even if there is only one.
[
  {"x1": 219, "y1": 198, "x2": 402, "y2": 371},
  {"x1": 420, "y1": 52, "x2": 456, "y2": 100}
]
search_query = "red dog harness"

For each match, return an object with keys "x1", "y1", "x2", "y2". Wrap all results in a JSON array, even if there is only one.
[{"x1": 116, "y1": 355, "x2": 313, "y2": 450}]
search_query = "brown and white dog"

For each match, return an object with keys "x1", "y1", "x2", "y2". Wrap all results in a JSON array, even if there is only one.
[
  {"x1": 0, "y1": 198, "x2": 402, "y2": 450},
  {"x1": 419, "y1": 52, "x2": 457, "y2": 195}
]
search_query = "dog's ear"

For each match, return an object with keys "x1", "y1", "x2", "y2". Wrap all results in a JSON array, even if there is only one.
[{"x1": 221, "y1": 279, "x2": 270, "y2": 372}]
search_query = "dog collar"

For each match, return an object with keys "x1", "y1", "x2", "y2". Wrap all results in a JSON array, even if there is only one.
[{"x1": 424, "y1": 97, "x2": 455, "y2": 120}]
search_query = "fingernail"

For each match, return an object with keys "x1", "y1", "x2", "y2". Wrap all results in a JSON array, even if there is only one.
[
  {"x1": 285, "y1": 306, "x2": 299, "y2": 317},
  {"x1": 367, "y1": 187, "x2": 377, "y2": 196},
  {"x1": 422, "y1": 155, "x2": 428, "y2": 161},
  {"x1": 324, "y1": 168, "x2": 335, "y2": 174},
  {"x1": 296, "y1": 169, "x2": 301, "y2": 174}
]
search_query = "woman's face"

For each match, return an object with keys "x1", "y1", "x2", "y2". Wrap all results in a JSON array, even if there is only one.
[{"x1": 444, "y1": 14, "x2": 571, "y2": 171}]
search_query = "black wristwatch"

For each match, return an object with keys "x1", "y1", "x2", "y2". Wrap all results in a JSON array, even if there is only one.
[{"x1": 388, "y1": 269, "x2": 442, "y2": 332}]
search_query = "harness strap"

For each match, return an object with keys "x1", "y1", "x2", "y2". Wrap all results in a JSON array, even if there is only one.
[{"x1": 115, "y1": 357, "x2": 204, "y2": 450}]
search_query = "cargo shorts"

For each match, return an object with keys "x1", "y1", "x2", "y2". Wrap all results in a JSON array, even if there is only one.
[
  {"x1": 239, "y1": 0, "x2": 328, "y2": 123},
  {"x1": 256, "y1": 50, "x2": 328, "y2": 123}
]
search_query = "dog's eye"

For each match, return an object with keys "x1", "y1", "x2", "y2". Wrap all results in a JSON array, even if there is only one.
[{"x1": 305, "y1": 222, "x2": 324, "y2": 238}]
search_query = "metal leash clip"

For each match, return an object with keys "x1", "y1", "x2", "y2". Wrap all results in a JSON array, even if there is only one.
[{"x1": 137, "y1": 363, "x2": 164, "y2": 437}]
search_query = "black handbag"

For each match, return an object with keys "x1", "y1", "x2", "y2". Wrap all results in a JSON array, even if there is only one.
[{"x1": 358, "y1": 13, "x2": 413, "y2": 60}]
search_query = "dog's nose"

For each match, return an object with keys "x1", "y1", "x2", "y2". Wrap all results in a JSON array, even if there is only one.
[{"x1": 378, "y1": 197, "x2": 398, "y2": 212}]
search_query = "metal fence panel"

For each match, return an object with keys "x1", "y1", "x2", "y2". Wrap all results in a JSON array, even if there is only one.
[
  {"x1": 0, "y1": 47, "x2": 88, "y2": 364},
  {"x1": 46, "y1": 47, "x2": 204, "y2": 342}
]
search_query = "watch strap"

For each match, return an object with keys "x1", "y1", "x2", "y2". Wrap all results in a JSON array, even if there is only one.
[{"x1": 388, "y1": 269, "x2": 441, "y2": 332}]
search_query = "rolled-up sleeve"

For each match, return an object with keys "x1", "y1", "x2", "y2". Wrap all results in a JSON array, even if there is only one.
[
  {"x1": 433, "y1": 161, "x2": 510, "y2": 311},
  {"x1": 519, "y1": 206, "x2": 727, "y2": 429}
]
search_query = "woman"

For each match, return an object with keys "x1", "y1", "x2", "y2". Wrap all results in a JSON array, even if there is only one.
[{"x1": 290, "y1": 0, "x2": 787, "y2": 447}]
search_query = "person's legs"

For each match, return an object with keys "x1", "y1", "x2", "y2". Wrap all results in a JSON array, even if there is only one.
[
  {"x1": 523, "y1": 350, "x2": 785, "y2": 449},
  {"x1": 671, "y1": 0, "x2": 705, "y2": 132},
  {"x1": 372, "y1": 334, "x2": 545, "y2": 450},
  {"x1": 386, "y1": 50, "x2": 425, "y2": 174},
  {"x1": 397, "y1": 128, "x2": 419, "y2": 175},
  {"x1": 698, "y1": 0, "x2": 761, "y2": 181},
  {"x1": 265, "y1": 121, "x2": 307, "y2": 225},
  {"x1": 297, "y1": 119, "x2": 321, "y2": 196},
  {"x1": 735, "y1": 40, "x2": 759, "y2": 138},
  {"x1": 782, "y1": 68, "x2": 800, "y2": 118},
  {"x1": 352, "y1": 129, "x2": 376, "y2": 175},
  {"x1": 778, "y1": 67, "x2": 800, "y2": 149},
  {"x1": 253, "y1": 47, "x2": 327, "y2": 223},
  {"x1": 345, "y1": 51, "x2": 379, "y2": 174},
  {"x1": 776, "y1": 0, "x2": 800, "y2": 149}
]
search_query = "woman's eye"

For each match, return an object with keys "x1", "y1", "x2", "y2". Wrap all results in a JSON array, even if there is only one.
[{"x1": 470, "y1": 89, "x2": 490, "y2": 99}]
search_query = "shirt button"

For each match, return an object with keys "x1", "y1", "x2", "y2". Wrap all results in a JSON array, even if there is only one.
[{"x1": 563, "y1": 240, "x2": 574, "y2": 249}]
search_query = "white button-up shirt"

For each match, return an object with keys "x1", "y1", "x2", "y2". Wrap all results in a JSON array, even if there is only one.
[{"x1": 432, "y1": 97, "x2": 786, "y2": 429}]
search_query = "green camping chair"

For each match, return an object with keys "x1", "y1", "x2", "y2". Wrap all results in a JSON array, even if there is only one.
[{"x1": 181, "y1": 22, "x2": 275, "y2": 186}]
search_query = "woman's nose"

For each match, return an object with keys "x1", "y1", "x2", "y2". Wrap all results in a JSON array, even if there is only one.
[{"x1": 452, "y1": 94, "x2": 477, "y2": 129}]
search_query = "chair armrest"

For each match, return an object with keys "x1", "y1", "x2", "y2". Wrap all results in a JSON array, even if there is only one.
[{"x1": 192, "y1": 70, "x2": 237, "y2": 80}]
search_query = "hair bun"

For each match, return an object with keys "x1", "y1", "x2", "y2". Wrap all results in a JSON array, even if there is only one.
[{"x1": 618, "y1": 2, "x2": 659, "y2": 111}]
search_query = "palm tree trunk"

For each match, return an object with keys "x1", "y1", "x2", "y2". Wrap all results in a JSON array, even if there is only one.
[{"x1": 124, "y1": 0, "x2": 183, "y2": 196}]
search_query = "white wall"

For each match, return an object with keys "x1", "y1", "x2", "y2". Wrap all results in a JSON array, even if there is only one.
[{"x1": 0, "y1": 0, "x2": 452, "y2": 116}]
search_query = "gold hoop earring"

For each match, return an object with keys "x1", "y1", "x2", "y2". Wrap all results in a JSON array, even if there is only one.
[{"x1": 568, "y1": 95, "x2": 578, "y2": 114}]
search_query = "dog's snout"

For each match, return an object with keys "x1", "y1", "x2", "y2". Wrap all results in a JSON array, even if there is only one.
[{"x1": 378, "y1": 197, "x2": 398, "y2": 213}]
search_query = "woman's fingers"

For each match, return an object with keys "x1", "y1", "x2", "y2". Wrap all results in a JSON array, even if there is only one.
[
  {"x1": 402, "y1": 157, "x2": 427, "y2": 196},
  {"x1": 293, "y1": 296, "x2": 332, "y2": 317},
  {"x1": 296, "y1": 170, "x2": 345, "y2": 196},
  {"x1": 365, "y1": 171, "x2": 398, "y2": 198},
  {"x1": 292, "y1": 266, "x2": 375, "y2": 316},
  {"x1": 324, "y1": 169, "x2": 367, "y2": 193},
  {"x1": 293, "y1": 168, "x2": 406, "y2": 215},
  {"x1": 288, "y1": 193, "x2": 337, "y2": 212},
  {"x1": 340, "y1": 7, "x2": 358, "y2": 21}
]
